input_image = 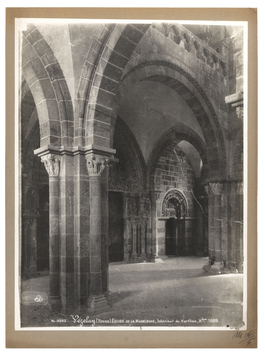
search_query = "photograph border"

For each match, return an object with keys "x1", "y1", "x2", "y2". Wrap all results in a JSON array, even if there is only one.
[{"x1": 6, "y1": 7, "x2": 257, "y2": 348}]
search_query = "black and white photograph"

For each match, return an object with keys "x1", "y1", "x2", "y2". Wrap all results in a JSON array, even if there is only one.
[{"x1": 14, "y1": 14, "x2": 252, "y2": 337}]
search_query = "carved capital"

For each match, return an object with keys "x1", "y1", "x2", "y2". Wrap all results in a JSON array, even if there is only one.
[
  {"x1": 41, "y1": 154, "x2": 60, "y2": 177},
  {"x1": 86, "y1": 154, "x2": 108, "y2": 177},
  {"x1": 209, "y1": 182, "x2": 223, "y2": 195}
]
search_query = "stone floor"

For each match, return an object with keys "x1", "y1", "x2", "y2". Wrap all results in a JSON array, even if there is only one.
[{"x1": 20, "y1": 256, "x2": 244, "y2": 329}]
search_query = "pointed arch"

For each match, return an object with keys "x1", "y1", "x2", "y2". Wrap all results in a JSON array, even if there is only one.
[
  {"x1": 119, "y1": 60, "x2": 227, "y2": 180},
  {"x1": 80, "y1": 23, "x2": 151, "y2": 147},
  {"x1": 146, "y1": 123, "x2": 208, "y2": 190},
  {"x1": 21, "y1": 24, "x2": 74, "y2": 147}
]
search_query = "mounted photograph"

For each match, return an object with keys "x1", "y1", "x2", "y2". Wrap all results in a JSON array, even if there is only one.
[{"x1": 16, "y1": 18, "x2": 247, "y2": 331}]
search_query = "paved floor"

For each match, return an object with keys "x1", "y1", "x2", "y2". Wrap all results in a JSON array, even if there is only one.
[{"x1": 20, "y1": 256, "x2": 244, "y2": 329}]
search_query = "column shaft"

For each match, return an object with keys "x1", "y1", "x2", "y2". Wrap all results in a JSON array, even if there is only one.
[
  {"x1": 86, "y1": 153, "x2": 110, "y2": 312},
  {"x1": 213, "y1": 194, "x2": 222, "y2": 260},
  {"x1": 141, "y1": 221, "x2": 146, "y2": 256},
  {"x1": 49, "y1": 176, "x2": 60, "y2": 299},
  {"x1": 74, "y1": 154, "x2": 90, "y2": 307},
  {"x1": 89, "y1": 175, "x2": 102, "y2": 296},
  {"x1": 208, "y1": 194, "x2": 215, "y2": 259},
  {"x1": 132, "y1": 221, "x2": 137, "y2": 256},
  {"x1": 101, "y1": 168, "x2": 109, "y2": 294}
]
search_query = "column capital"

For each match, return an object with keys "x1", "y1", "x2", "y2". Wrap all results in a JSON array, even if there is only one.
[
  {"x1": 210, "y1": 182, "x2": 223, "y2": 195},
  {"x1": 85, "y1": 154, "x2": 109, "y2": 177},
  {"x1": 205, "y1": 182, "x2": 223, "y2": 195},
  {"x1": 41, "y1": 154, "x2": 60, "y2": 176}
]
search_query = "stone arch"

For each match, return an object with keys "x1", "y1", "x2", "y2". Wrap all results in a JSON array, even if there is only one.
[
  {"x1": 161, "y1": 188, "x2": 188, "y2": 218},
  {"x1": 20, "y1": 84, "x2": 37, "y2": 141},
  {"x1": 75, "y1": 23, "x2": 115, "y2": 145},
  {"x1": 146, "y1": 123, "x2": 208, "y2": 190},
  {"x1": 82, "y1": 23, "x2": 151, "y2": 147},
  {"x1": 119, "y1": 60, "x2": 227, "y2": 180},
  {"x1": 21, "y1": 23, "x2": 74, "y2": 147}
]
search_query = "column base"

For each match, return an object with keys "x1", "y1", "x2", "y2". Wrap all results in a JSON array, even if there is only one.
[
  {"x1": 222, "y1": 261, "x2": 242, "y2": 274},
  {"x1": 124, "y1": 253, "x2": 130, "y2": 263},
  {"x1": 129, "y1": 254, "x2": 147, "y2": 263},
  {"x1": 153, "y1": 255, "x2": 163, "y2": 263},
  {"x1": 88, "y1": 295, "x2": 111, "y2": 314},
  {"x1": 203, "y1": 260, "x2": 225, "y2": 274}
]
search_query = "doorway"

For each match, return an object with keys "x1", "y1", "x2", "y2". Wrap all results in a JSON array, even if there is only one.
[
  {"x1": 166, "y1": 218, "x2": 177, "y2": 255},
  {"x1": 165, "y1": 218, "x2": 185, "y2": 256}
]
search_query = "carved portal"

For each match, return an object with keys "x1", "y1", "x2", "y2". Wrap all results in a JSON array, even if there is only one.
[
  {"x1": 125, "y1": 196, "x2": 140, "y2": 218},
  {"x1": 41, "y1": 154, "x2": 60, "y2": 176},
  {"x1": 86, "y1": 154, "x2": 108, "y2": 177},
  {"x1": 162, "y1": 189, "x2": 187, "y2": 218}
]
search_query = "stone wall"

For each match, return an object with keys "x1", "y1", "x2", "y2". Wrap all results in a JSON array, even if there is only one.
[{"x1": 154, "y1": 144, "x2": 195, "y2": 217}]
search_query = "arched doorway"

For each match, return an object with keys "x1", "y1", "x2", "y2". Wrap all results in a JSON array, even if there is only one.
[{"x1": 163, "y1": 189, "x2": 187, "y2": 256}]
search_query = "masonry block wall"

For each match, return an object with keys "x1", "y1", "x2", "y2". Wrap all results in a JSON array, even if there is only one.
[
  {"x1": 154, "y1": 145, "x2": 195, "y2": 215},
  {"x1": 152, "y1": 145, "x2": 198, "y2": 256},
  {"x1": 129, "y1": 23, "x2": 230, "y2": 126}
]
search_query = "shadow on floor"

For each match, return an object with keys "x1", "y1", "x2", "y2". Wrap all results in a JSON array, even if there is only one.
[{"x1": 20, "y1": 256, "x2": 244, "y2": 328}]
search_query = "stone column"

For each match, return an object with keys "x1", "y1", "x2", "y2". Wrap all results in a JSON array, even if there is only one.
[
  {"x1": 22, "y1": 217, "x2": 36, "y2": 276},
  {"x1": 41, "y1": 154, "x2": 61, "y2": 308},
  {"x1": 101, "y1": 166, "x2": 109, "y2": 295},
  {"x1": 236, "y1": 182, "x2": 244, "y2": 272},
  {"x1": 123, "y1": 218, "x2": 131, "y2": 262},
  {"x1": 131, "y1": 218, "x2": 138, "y2": 261},
  {"x1": 86, "y1": 154, "x2": 109, "y2": 312},
  {"x1": 183, "y1": 218, "x2": 193, "y2": 255},
  {"x1": 195, "y1": 196, "x2": 204, "y2": 255},
  {"x1": 205, "y1": 182, "x2": 223, "y2": 262},
  {"x1": 204, "y1": 182, "x2": 224, "y2": 272},
  {"x1": 123, "y1": 194, "x2": 131, "y2": 262},
  {"x1": 140, "y1": 219, "x2": 147, "y2": 258},
  {"x1": 220, "y1": 182, "x2": 229, "y2": 265},
  {"x1": 227, "y1": 181, "x2": 243, "y2": 272},
  {"x1": 209, "y1": 182, "x2": 223, "y2": 261},
  {"x1": 229, "y1": 181, "x2": 243, "y2": 272},
  {"x1": 73, "y1": 153, "x2": 90, "y2": 307},
  {"x1": 150, "y1": 191, "x2": 162, "y2": 261}
]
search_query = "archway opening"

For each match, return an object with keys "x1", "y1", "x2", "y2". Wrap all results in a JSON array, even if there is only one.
[{"x1": 165, "y1": 219, "x2": 186, "y2": 256}]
